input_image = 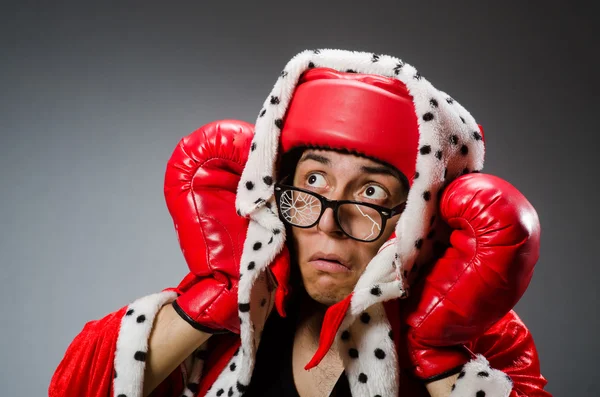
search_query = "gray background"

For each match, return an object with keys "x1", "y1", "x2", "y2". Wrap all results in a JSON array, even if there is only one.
[{"x1": 1, "y1": 1, "x2": 596, "y2": 395}]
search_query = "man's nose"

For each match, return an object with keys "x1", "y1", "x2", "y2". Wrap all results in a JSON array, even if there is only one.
[{"x1": 317, "y1": 206, "x2": 345, "y2": 237}]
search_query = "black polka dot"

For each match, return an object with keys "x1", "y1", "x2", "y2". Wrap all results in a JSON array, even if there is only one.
[
  {"x1": 460, "y1": 145, "x2": 469, "y2": 155},
  {"x1": 308, "y1": 61, "x2": 315, "y2": 68},
  {"x1": 419, "y1": 145, "x2": 432, "y2": 155},
  {"x1": 473, "y1": 131, "x2": 483, "y2": 141},
  {"x1": 273, "y1": 228, "x2": 281, "y2": 235},
  {"x1": 216, "y1": 389, "x2": 224, "y2": 396},
  {"x1": 280, "y1": 70, "x2": 288, "y2": 78},
  {"x1": 415, "y1": 239, "x2": 423, "y2": 249},
  {"x1": 349, "y1": 348, "x2": 359, "y2": 358},
  {"x1": 265, "y1": 202, "x2": 272, "y2": 209},
  {"x1": 451, "y1": 384, "x2": 456, "y2": 391},
  {"x1": 435, "y1": 150, "x2": 442, "y2": 160},
  {"x1": 260, "y1": 298, "x2": 267, "y2": 307},
  {"x1": 263, "y1": 176, "x2": 273, "y2": 185},
  {"x1": 236, "y1": 381, "x2": 248, "y2": 393},
  {"x1": 427, "y1": 229, "x2": 436, "y2": 239},
  {"x1": 117, "y1": 395, "x2": 126, "y2": 397},
  {"x1": 370, "y1": 285, "x2": 382, "y2": 296},
  {"x1": 393, "y1": 62, "x2": 404, "y2": 74},
  {"x1": 414, "y1": 171, "x2": 419, "y2": 179},
  {"x1": 136, "y1": 315, "x2": 145, "y2": 323},
  {"x1": 360, "y1": 312, "x2": 371, "y2": 324},
  {"x1": 268, "y1": 236, "x2": 273, "y2": 244},
  {"x1": 313, "y1": 49, "x2": 321, "y2": 54},
  {"x1": 374, "y1": 348, "x2": 386, "y2": 359},
  {"x1": 358, "y1": 373, "x2": 368, "y2": 383},
  {"x1": 388, "y1": 330, "x2": 394, "y2": 339},
  {"x1": 476, "y1": 392, "x2": 486, "y2": 397},
  {"x1": 346, "y1": 69, "x2": 356, "y2": 73},
  {"x1": 460, "y1": 116, "x2": 466, "y2": 123},
  {"x1": 274, "y1": 118, "x2": 284, "y2": 129},
  {"x1": 446, "y1": 97, "x2": 454, "y2": 104},
  {"x1": 423, "y1": 112, "x2": 434, "y2": 121},
  {"x1": 188, "y1": 383, "x2": 199, "y2": 393},
  {"x1": 450, "y1": 135, "x2": 459, "y2": 145},
  {"x1": 114, "y1": 370, "x2": 117, "y2": 379},
  {"x1": 414, "y1": 72, "x2": 422, "y2": 80},
  {"x1": 236, "y1": 209, "x2": 242, "y2": 216},
  {"x1": 228, "y1": 386, "x2": 234, "y2": 397},
  {"x1": 341, "y1": 330, "x2": 350, "y2": 340},
  {"x1": 126, "y1": 309, "x2": 134, "y2": 316},
  {"x1": 270, "y1": 95, "x2": 280, "y2": 105},
  {"x1": 245, "y1": 181, "x2": 254, "y2": 190},
  {"x1": 259, "y1": 109, "x2": 266, "y2": 117},
  {"x1": 251, "y1": 142, "x2": 257, "y2": 151},
  {"x1": 254, "y1": 198, "x2": 264, "y2": 205},
  {"x1": 372, "y1": 53, "x2": 380, "y2": 62},
  {"x1": 248, "y1": 261, "x2": 255, "y2": 270},
  {"x1": 230, "y1": 362, "x2": 236, "y2": 371},
  {"x1": 239, "y1": 303, "x2": 250, "y2": 312},
  {"x1": 375, "y1": 395, "x2": 382, "y2": 397},
  {"x1": 134, "y1": 351, "x2": 147, "y2": 362},
  {"x1": 423, "y1": 191, "x2": 431, "y2": 201},
  {"x1": 478, "y1": 371, "x2": 489, "y2": 377},
  {"x1": 430, "y1": 98, "x2": 438, "y2": 107},
  {"x1": 457, "y1": 370, "x2": 466, "y2": 379},
  {"x1": 253, "y1": 241, "x2": 262, "y2": 250}
]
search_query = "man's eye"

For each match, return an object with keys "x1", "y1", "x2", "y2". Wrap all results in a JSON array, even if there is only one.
[
  {"x1": 306, "y1": 173, "x2": 327, "y2": 187},
  {"x1": 362, "y1": 185, "x2": 387, "y2": 200}
]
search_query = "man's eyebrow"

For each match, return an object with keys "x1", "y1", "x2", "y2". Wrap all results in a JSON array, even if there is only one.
[
  {"x1": 360, "y1": 165, "x2": 402, "y2": 181},
  {"x1": 298, "y1": 152, "x2": 331, "y2": 166}
]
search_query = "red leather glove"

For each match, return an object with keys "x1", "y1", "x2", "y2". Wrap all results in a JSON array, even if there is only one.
[
  {"x1": 403, "y1": 173, "x2": 541, "y2": 381},
  {"x1": 164, "y1": 119, "x2": 258, "y2": 334}
]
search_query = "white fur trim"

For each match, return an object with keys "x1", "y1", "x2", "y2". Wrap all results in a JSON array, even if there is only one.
[
  {"x1": 113, "y1": 290, "x2": 177, "y2": 397},
  {"x1": 450, "y1": 355, "x2": 513, "y2": 397},
  {"x1": 208, "y1": 48, "x2": 495, "y2": 396}
]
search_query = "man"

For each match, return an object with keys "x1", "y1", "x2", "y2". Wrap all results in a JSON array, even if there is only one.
[{"x1": 49, "y1": 49, "x2": 551, "y2": 396}]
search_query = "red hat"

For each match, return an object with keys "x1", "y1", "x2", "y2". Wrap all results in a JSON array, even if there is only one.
[{"x1": 280, "y1": 67, "x2": 419, "y2": 188}]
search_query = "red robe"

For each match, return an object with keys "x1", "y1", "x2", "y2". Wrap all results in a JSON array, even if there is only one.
[{"x1": 49, "y1": 288, "x2": 551, "y2": 397}]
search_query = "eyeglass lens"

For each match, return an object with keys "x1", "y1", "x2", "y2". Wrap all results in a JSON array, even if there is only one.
[{"x1": 278, "y1": 189, "x2": 384, "y2": 241}]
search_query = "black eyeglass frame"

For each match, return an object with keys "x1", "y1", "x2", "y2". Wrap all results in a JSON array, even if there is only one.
[{"x1": 273, "y1": 180, "x2": 407, "y2": 243}]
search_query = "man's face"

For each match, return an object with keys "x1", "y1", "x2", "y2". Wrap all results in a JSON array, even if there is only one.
[{"x1": 288, "y1": 149, "x2": 408, "y2": 306}]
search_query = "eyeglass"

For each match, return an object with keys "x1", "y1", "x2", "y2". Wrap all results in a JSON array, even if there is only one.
[{"x1": 274, "y1": 178, "x2": 406, "y2": 243}]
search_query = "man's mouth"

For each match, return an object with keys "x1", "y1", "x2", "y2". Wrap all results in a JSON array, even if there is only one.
[{"x1": 308, "y1": 252, "x2": 352, "y2": 273}]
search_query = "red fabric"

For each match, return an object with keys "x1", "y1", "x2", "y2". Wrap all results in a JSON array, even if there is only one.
[
  {"x1": 281, "y1": 68, "x2": 419, "y2": 187},
  {"x1": 403, "y1": 173, "x2": 541, "y2": 379},
  {"x1": 305, "y1": 293, "x2": 353, "y2": 370},
  {"x1": 49, "y1": 294, "x2": 550, "y2": 396},
  {"x1": 49, "y1": 306, "x2": 127, "y2": 397}
]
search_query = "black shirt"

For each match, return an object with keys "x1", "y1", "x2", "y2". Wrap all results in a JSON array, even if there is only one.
[{"x1": 243, "y1": 301, "x2": 351, "y2": 397}]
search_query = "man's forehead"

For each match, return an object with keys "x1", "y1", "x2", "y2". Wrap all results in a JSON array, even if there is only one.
[
  {"x1": 299, "y1": 148, "x2": 392, "y2": 170},
  {"x1": 297, "y1": 148, "x2": 406, "y2": 186}
]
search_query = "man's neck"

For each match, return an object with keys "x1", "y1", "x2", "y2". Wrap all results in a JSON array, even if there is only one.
[{"x1": 295, "y1": 291, "x2": 329, "y2": 344}]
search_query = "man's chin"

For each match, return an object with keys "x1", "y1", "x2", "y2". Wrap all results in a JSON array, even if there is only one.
[{"x1": 305, "y1": 283, "x2": 352, "y2": 307}]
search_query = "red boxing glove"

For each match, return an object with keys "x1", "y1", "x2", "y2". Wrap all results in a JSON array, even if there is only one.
[
  {"x1": 164, "y1": 119, "x2": 255, "y2": 334},
  {"x1": 403, "y1": 173, "x2": 541, "y2": 381}
]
